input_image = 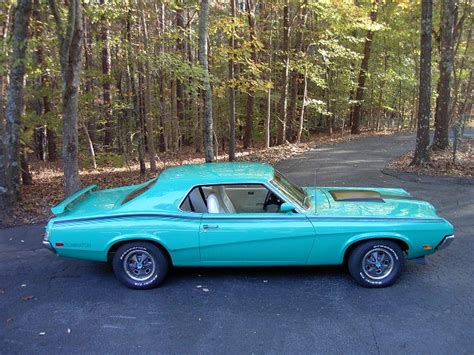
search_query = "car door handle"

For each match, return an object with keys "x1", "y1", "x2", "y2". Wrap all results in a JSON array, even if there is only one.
[{"x1": 202, "y1": 224, "x2": 219, "y2": 231}]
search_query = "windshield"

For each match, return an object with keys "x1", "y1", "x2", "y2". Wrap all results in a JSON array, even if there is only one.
[
  {"x1": 122, "y1": 179, "x2": 157, "y2": 205},
  {"x1": 270, "y1": 170, "x2": 310, "y2": 210}
]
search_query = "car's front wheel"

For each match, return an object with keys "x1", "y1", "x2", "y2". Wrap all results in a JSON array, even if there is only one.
[
  {"x1": 348, "y1": 240, "x2": 405, "y2": 288},
  {"x1": 112, "y1": 242, "x2": 170, "y2": 289}
]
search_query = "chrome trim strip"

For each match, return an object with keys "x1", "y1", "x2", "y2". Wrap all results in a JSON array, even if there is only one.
[
  {"x1": 308, "y1": 217, "x2": 443, "y2": 223},
  {"x1": 53, "y1": 213, "x2": 444, "y2": 225},
  {"x1": 54, "y1": 213, "x2": 202, "y2": 225}
]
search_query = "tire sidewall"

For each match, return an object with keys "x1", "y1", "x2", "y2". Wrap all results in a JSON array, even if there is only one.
[
  {"x1": 113, "y1": 242, "x2": 169, "y2": 289},
  {"x1": 349, "y1": 241, "x2": 405, "y2": 288}
]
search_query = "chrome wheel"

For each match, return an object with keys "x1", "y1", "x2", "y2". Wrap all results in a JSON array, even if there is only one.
[
  {"x1": 362, "y1": 248, "x2": 394, "y2": 280},
  {"x1": 123, "y1": 250, "x2": 156, "y2": 281}
]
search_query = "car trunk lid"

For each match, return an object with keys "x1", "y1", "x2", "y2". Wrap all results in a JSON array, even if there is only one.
[{"x1": 51, "y1": 185, "x2": 133, "y2": 217}]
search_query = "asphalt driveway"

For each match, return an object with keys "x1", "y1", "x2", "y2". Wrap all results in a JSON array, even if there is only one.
[{"x1": 1, "y1": 133, "x2": 473, "y2": 354}]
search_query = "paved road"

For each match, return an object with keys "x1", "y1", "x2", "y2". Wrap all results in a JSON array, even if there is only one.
[{"x1": 1, "y1": 133, "x2": 473, "y2": 354}]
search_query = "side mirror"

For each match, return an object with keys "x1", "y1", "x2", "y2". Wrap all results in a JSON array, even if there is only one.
[{"x1": 280, "y1": 202, "x2": 295, "y2": 213}]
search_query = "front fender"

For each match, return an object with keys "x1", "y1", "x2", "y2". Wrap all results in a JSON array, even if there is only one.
[{"x1": 307, "y1": 231, "x2": 412, "y2": 265}]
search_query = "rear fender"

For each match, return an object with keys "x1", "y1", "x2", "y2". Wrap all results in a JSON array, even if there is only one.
[
  {"x1": 342, "y1": 232, "x2": 412, "y2": 260},
  {"x1": 105, "y1": 233, "x2": 172, "y2": 260}
]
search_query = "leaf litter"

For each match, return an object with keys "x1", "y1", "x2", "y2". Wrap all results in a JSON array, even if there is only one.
[{"x1": 5, "y1": 130, "x2": 406, "y2": 226}]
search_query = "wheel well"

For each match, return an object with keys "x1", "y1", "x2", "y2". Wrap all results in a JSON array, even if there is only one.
[
  {"x1": 107, "y1": 239, "x2": 172, "y2": 264},
  {"x1": 343, "y1": 238, "x2": 409, "y2": 265}
]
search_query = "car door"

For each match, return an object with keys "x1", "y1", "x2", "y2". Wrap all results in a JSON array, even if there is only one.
[{"x1": 199, "y1": 212, "x2": 316, "y2": 265}]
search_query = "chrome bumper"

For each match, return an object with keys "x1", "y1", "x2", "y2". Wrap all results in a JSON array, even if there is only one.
[
  {"x1": 42, "y1": 231, "x2": 56, "y2": 254},
  {"x1": 436, "y1": 234, "x2": 455, "y2": 250}
]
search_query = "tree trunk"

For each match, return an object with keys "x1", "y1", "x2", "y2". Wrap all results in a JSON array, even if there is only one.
[
  {"x1": 82, "y1": 10, "x2": 97, "y2": 149},
  {"x1": 432, "y1": 0, "x2": 455, "y2": 150},
  {"x1": 296, "y1": 65, "x2": 308, "y2": 144},
  {"x1": 0, "y1": 4, "x2": 13, "y2": 126},
  {"x1": 458, "y1": 69, "x2": 472, "y2": 119},
  {"x1": 186, "y1": 9, "x2": 198, "y2": 153},
  {"x1": 139, "y1": 0, "x2": 157, "y2": 172},
  {"x1": 276, "y1": 1, "x2": 290, "y2": 145},
  {"x1": 156, "y1": 2, "x2": 167, "y2": 153},
  {"x1": 228, "y1": 0, "x2": 236, "y2": 161},
  {"x1": 126, "y1": 5, "x2": 146, "y2": 176},
  {"x1": 176, "y1": 2, "x2": 186, "y2": 146},
  {"x1": 450, "y1": 24, "x2": 471, "y2": 121},
  {"x1": 32, "y1": 0, "x2": 46, "y2": 162},
  {"x1": 264, "y1": 9, "x2": 273, "y2": 149},
  {"x1": 100, "y1": 0, "x2": 113, "y2": 150},
  {"x1": 2, "y1": 0, "x2": 33, "y2": 210},
  {"x1": 20, "y1": 149, "x2": 32, "y2": 185},
  {"x1": 243, "y1": 0, "x2": 257, "y2": 149},
  {"x1": 83, "y1": 124, "x2": 97, "y2": 169},
  {"x1": 411, "y1": 0, "x2": 432, "y2": 166},
  {"x1": 82, "y1": 15, "x2": 98, "y2": 170},
  {"x1": 169, "y1": 79, "x2": 181, "y2": 152},
  {"x1": 199, "y1": 0, "x2": 214, "y2": 162},
  {"x1": 129, "y1": 63, "x2": 146, "y2": 175},
  {"x1": 287, "y1": 1, "x2": 308, "y2": 142},
  {"x1": 34, "y1": 126, "x2": 47, "y2": 161},
  {"x1": 47, "y1": 129, "x2": 57, "y2": 161},
  {"x1": 351, "y1": 1, "x2": 379, "y2": 135},
  {"x1": 49, "y1": 0, "x2": 83, "y2": 196}
]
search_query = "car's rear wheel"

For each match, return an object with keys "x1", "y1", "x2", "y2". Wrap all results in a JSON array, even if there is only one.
[
  {"x1": 348, "y1": 240, "x2": 405, "y2": 288},
  {"x1": 112, "y1": 242, "x2": 169, "y2": 289}
]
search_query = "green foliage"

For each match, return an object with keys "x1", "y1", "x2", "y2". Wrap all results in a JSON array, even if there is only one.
[
  {"x1": 91, "y1": 153, "x2": 126, "y2": 168},
  {"x1": 4, "y1": 0, "x2": 471, "y2": 171}
]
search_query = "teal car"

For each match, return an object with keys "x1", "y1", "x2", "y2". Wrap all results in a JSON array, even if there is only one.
[{"x1": 43, "y1": 162, "x2": 454, "y2": 289}]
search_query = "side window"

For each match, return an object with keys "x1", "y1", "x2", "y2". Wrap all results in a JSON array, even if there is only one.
[
  {"x1": 180, "y1": 186, "x2": 208, "y2": 213},
  {"x1": 180, "y1": 184, "x2": 285, "y2": 214}
]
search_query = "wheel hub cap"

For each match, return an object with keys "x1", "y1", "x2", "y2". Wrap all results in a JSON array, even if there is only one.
[
  {"x1": 362, "y1": 248, "x2": 394, "y2": 280},
  {"x1": 123, "y1": 250, "x2": 156, "y2": 281}
]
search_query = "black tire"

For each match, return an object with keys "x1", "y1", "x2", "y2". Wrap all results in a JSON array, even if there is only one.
[
  {"x1": 112, "y1": 242, "x2": 170, "y2": 289},
  {"x1": 348, "y1": 240, "x2": 405, "y2": 288}
]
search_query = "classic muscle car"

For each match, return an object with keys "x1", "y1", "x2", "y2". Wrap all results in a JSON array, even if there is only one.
[{"x1": 43, "y1": 162, "x2": 454, "y2": 289}]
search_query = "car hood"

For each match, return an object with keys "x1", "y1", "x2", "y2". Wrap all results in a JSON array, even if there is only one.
[{"x1": 304, "y1": 187, "x2": 439, "y2": 219}]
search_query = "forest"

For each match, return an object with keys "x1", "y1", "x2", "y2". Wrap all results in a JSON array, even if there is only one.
[{"x1": 0, "y1": 0, "x2": 472, "y2": 220}]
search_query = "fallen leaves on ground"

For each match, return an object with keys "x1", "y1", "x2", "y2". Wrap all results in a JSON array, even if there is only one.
[
  {"x1": 387, "y1": 138, "x2": 473, "y2": 178},
  {"x1": 4, "y1": 129, "x2": 403, "y2": 227}
]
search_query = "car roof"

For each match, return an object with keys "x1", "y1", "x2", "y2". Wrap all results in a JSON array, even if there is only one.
[
  {"x1": 157, "y1": 162, "x2": 274, "y2": 188},
  {"x1": 117, "y1": 162, "x2": 275, "y2": 213}
]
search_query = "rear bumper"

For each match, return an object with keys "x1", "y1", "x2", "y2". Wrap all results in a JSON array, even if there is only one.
[
  {"x1": 42, "y1": 240, "x2": 56, "y2": 254},
  {"x1": 42, "y1": 231, "x2": 56, "y2": 254},
  {"x1": 436, "y1": 234, "x2": 455, "y2": 250}
]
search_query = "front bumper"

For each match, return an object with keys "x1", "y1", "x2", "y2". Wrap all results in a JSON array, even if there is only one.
[{"x1": 436, "y1": 234, "x2": 455, "y2": 250}]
